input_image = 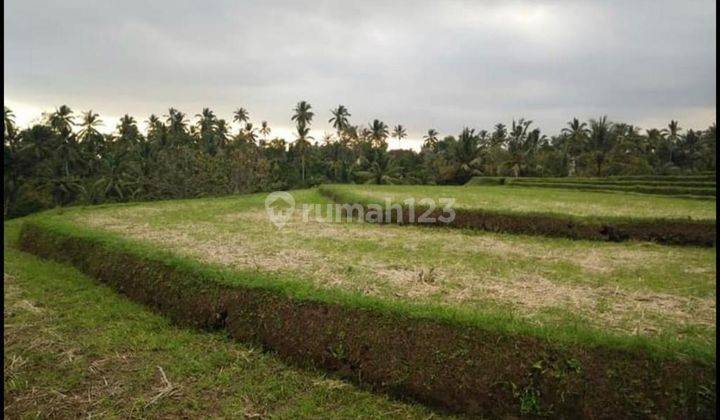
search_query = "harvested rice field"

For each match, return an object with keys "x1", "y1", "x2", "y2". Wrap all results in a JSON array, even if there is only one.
[
  {"x1": 29, "y1": 189, "x2": 716, "y2": 355},
  {"x1": 11, "y1": 186, "x2": 717, "y2": 417},
  {"x1": 321, "y1": 184, "x2": 716, "y2": 221}
]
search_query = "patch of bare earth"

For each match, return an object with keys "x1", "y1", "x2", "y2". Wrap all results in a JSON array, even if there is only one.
[{"x1": 78, "y1": 211, "x2": 715, "y2": 338}]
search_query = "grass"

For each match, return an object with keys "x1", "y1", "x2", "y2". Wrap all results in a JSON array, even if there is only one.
[
  {"x1": 468, "y1": 176, "x2": 716, "y2": 188},
  {"x1": 22, "y1": 189, "x2": 717, "y2": 362},
  {"x1": 508, "y1": 178, "x2": 716, "y2": 188},
  {"x1": 3, "y1": 219, "x2": 451, "y2": 419},
  {"x1": 327, "y1": 184, "x2": 716, "y2": 221},
  {"x1": 505, "y1": 182, "x2": 715, "y2": 197}
]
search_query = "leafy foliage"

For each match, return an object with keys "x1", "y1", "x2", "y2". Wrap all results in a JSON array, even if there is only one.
[{"x1": 3, "y1": 103, "x2": 716, "y2": 217}]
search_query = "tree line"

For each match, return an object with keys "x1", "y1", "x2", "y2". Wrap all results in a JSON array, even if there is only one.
[{"x1": 3, "y1": 102, "x2": 716, "y2": 217}]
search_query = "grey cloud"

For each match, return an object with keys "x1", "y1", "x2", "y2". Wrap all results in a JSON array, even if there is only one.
[{"x1": 4, "y1": 0, "x2": 716, "y2": 139}]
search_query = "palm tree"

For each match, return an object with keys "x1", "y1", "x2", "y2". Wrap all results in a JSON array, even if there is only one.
[
  {"x1": 452, "y1": 127, "x2": 483, "y2": 181},
  {"x1": 364, "y1": 149, "x2": 399, "y2": 184},
  {"x1": 195, "y1": 108, "x2": 216, "y2": 136},
  {"x1": 116, "y1": 114, "x2": 140, "y2": 149},
  {"x1": 294, "y1": 125, "x2": 313, "y2": 182},
  {"x1": 47, "y1": 105, "x2": 75, "y2": 136},
  {"x1": 422, "y1": 129, "x2": 439, "y2": 150},
  {"x1": 244, "y1": 122, "x2": 257, "y2": 143},
  {"x1": 392, "y1": 124, "x2": 407, "y2": 143},
  {"x1": 165, "y1": 108, "x2": 188, "y2": 135},
  {"x1": 260, "y1": 120, "x2": 271, "y2": 140},
  {"x1": 369, "y1": 119, "x2": 389, "y2": 146},
  {"x1": 292, "y1": 101, "x2": 314, "y2": 182},
  {"x1": 588, "y1": 116, "x2": 614, "y2": 176},
  {"x1": 117, "y1": 114, "x2": 138, "y2": 136},
  {"x1": 292, "y1": 100, "x2": 314, "y2": 129},
  {"x1": 145, "y1": 114, "x2": 165, "y2": 145},
  {"x1": 664, "y1": 120, "x2": 682, "y2": 143},
  {"x1": 561, "y1": 118, "x2": 589, "y2": 175},
  {"x1": 146, "y1": 114, "x2": 162, "y2": 132},
  {"x1": 329, "y1": 105, "x2": 351, "y2": 136},
  {"x1": 78, "y1": 110, "x2": 103, "y2": 142},
  {"x1": 215, "y1": 119, "x2": 230, "y2": 149},
  {"x1": 4, "y1": 106, "x2": 16, "y2": 141},
  {"x1": 233, "y1": 107, "x2": 249, "y2": 126},
  {"x1": 491, "y1": 123, "x2": 507, "y2": 147}
]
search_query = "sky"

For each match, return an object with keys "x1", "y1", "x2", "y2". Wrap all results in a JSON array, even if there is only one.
[{"x1": 4, "y1": 0, "x2": 717, "y2": 150}]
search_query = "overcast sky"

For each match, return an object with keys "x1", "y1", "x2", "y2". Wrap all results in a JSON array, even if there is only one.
[{"x1": 4, "y1": 0, "x2": 716, "y2": 149}]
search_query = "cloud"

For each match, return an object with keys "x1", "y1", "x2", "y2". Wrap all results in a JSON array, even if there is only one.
[{"x1": 4, "y1": 0, "x2": 716, "y2": 146}]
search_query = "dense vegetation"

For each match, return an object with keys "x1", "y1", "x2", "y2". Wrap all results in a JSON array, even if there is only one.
[{"x1": 3, "y1": 103, "x2": 716, "y2": 218}]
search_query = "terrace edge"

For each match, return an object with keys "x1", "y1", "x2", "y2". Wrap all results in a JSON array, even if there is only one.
[{"x1": 318, "y1": 185, "x2": 716, "y2": 246}]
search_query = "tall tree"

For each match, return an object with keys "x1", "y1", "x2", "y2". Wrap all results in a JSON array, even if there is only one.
[
  {"x1": 165, "y1": 108, "x2": 188, "y2": 136},
  {"x1": 77, "y1": 110, "x2": 103, "y2": 142},
  {"x1": 260, "y1": 120, "x2": 271, "y2": 140},
  {"x1": 369, "y1": 119, "x2": 389, "y2": 147},
  {"x1": 422, "y1": 129, "x2": 439, "y2": 150},
  {"x1": 4, "y1": 106, "x2": 16, "y2": 140},
  {"x1": 588, "y1": 116, "x2": 614, "y2": 176},
  {"x1": 195, "y1": 108, "x2": 217, "y2": 137},
  {"x1": 233, "y1": 107, "x2": 249, "y2": 126},
  {"x1": 47, "y1": 105, "x2": 75, "y2": 136},
  {"x1": 392, "y1": 124, "x2": 407, "y2": 143},
  {"x1": 291, "y1": 101, "x2": 314, "y2": 129},
  {"x1": 292, "y1": 101, "x2": 314, "y2": 182},
  {"x1": 329, "y1": 105, "x2": 351, "y2": 137},
  {"x1": 561, "y1": 118, "x2": 589, "y2": 175}
]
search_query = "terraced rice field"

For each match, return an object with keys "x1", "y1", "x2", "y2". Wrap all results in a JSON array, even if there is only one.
[
  {"x1": 322, "y1": 184, "x2": 716, "y2": 220},
  {"x1": 23, "y1": 190, "x2": 716, "y2": 355},
  {"x1": 11, "y1": 185, "x2": 717, "y2": 416}
]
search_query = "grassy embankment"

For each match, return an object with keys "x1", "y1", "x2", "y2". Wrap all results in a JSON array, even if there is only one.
[
  {"x1": 466, "y1": 174, "x2": 716, "y2": 197},
  {"x1": 3, "y1": 219, "x2": 446, "y2": 418},
  {"x1": 320, "y1": 184, "x2": 716, "y2": 245}
]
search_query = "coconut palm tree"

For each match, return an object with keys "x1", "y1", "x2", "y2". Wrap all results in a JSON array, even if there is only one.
[
  {"x1": 561, "y1": 118, "x2": 589, "y2": 175},
  {"x1": 4, "y1": 106, "x2": 16, "y2": 140},
  {"x1": 451, "y1": 127, "x2": 484, "y2": 181},
  {"x1": 233, "y1": 107, "x2": 249, "y2": 126},
  {"x1": 77, "y1": 110, "x2": 103, "y2": 142},
  {"x1": 422, "y1": 129, "x2": 439, "y2": 150},
  {"x1": 195, "y1": 108, "x2": 216, "y2": 136},
  {"x1": 165, "y1": 108, "x2": 188, "y2": 135},
  {"x1": 491, "y1": 123, "x2": 507, "y2": 147},
  {"x1": 215, "y1": 119, "x2": 230, "y2": 149},
  {"x1": 116, "y1": 114, "x2": 140, "y2": 151},
  {"x1": 47, "y1": 105, "x2": 75, "y2": 136},
  {"x1": 292, "y1": 100, "x2": 314, "y2": 129},
  {"x1": 369, "y1": 119, "x2": 389, "y2": 147},
  {"x1": 294, "y1": 124, "x2": 313, "y2": 182},
  {"x1": 244, "y1": 122, "x2": 257, "y2": 143},
  {"x1": 588, "y1": 116, "x2": 614, "y2": 176},
  {"x1": 664, "y1": 120, "x2": 682, "y2": 143},
  {"x1": 117, "y1": 114, "x2": 138, "y2": 138},
  {"x1": 291, "y1": 101, "x2": 315, "y2": 182},
  {"x1": 260, "y1": 120, "x2": 271, "y2": 140},
  {"x1": 423, "y1": 129, "x2": 438, "y2": 142},
  {"x1": 392, "y1": 124, "x2": 407, "y2": 142},
  {"x1": 363, "y1": 149, "x2": 399, "y2": 184},
  {"x1": 329, "y1": 105, "x2": 351, "y2": 136}
]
